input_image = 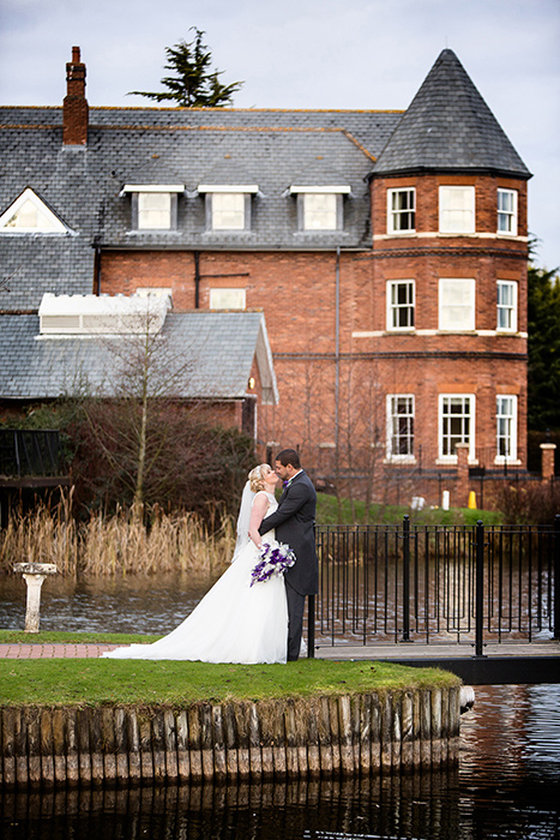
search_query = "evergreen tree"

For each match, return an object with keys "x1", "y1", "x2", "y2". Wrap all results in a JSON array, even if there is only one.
[
  {"x1": 527, "y1": 265, "x2": 560, "y2": 430},
  {"x1": 129, "y1": 28, "x2": 243, "y2": 107}
]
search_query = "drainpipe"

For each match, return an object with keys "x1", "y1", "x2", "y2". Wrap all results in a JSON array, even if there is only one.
[
  {"x1": 194, "y1": 251, "x2": 200, "y2": 308},
  {"x1": 92, "y1": 236, "x2": 102, "y2": 295},
  {"x1": 335, "y1": 246, "x2": 340, "y2": 468}
]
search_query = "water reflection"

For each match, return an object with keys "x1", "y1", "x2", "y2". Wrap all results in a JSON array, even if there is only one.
[
  {"x1": 0, "y1": 772, "x2": 463, "y2": 840},
  {"x1": 0, "y1": 572, "x2": 217, "y2": 635},
  {"x1": 1, "y1": 685, "x2": 559, "y2": 839}
]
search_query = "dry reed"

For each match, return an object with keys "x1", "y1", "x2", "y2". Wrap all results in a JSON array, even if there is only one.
[{"x1": 0, "y1": 496, "x2": 235, "y2": 578}]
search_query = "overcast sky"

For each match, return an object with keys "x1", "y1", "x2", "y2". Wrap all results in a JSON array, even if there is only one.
[{"x1": 1, "y1": 0, "x2": 558, "y2": 270}]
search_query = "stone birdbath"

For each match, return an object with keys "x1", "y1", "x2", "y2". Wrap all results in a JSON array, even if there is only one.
[{"x1": 13, "y1": 562, "x2": 58, "y2": 633}]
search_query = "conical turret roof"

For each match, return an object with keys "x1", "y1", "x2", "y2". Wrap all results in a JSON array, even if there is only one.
[{"x1": 372, "y1": 49, "x2": 531, "y2": 178}]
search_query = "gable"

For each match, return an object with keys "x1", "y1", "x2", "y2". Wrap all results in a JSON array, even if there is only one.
[{"x1": 0, "y1": 187, "x2": 71, "y2": 234}]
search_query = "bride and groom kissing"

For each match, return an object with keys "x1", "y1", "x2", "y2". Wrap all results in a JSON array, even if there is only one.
[{"x1": 103, "y1": 449, "x2": 318, "y2": 664}]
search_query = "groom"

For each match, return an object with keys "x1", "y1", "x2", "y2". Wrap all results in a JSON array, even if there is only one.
[{"x1": 259, "y1": 448, "x2": 318, "y2": 661}]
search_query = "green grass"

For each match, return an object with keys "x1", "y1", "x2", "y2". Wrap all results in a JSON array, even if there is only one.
[
  {"x1": 0, "y1": 630, "x2": 161, "y2": 645},
  {"x1": 316, "y1": 492, "x2": 504, "y2": 526},
  {"x1": 0, "y1": 655, "x2": 459, "y2": 707}
]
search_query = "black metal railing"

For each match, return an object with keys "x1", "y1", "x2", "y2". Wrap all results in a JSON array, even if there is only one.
[{"x1": 308, "y1": 515, "x2": 560, "y2": 653}]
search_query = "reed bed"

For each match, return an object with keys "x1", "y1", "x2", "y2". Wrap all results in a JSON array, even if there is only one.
[{"x1": 0, "y1": 500, "x2": 235, "y2": 578}]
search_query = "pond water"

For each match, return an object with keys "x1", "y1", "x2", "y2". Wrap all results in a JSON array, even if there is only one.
[
  {"x1": 0, "y1": 684, "x2": 559, "y2": 839},
  {"x1": 0, "y1": 571, "x2": 217, "y2": 635},
  {"x1": 1, "y1": 575, "x2": 559, "y2": 837}
]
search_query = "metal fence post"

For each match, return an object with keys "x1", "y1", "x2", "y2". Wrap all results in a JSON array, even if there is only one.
[
  {"x1": 475, "y1": 519, "x2": 485, "y2": 657},
  {"x1": 554, "y1": 514, "x2": 560, "y2": 640},
  {"x1": 307, "y1": 594, "x2": 315, "y2": 657},
  {"x1": 402, "y1": 514, "x2": 411, "y2": 642}
]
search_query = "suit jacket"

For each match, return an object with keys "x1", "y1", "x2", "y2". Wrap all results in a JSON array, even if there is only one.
[{"x1": 258, "y1": 470, "x2": 318, "y2": 595}]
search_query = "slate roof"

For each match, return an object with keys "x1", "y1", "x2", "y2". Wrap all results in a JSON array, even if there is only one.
[
  {"x1": 0, "y1": 310, "x2": 277, "y2": 402},
  {"x1": 0, "y1": 105, "x2": 402, "y2": 160},
  {"x1": 372, "y1": 49, "x2": 531, "y2": 178},
  {"x1": 0, "y1": 48, "x2": 530, "y2": 322},
  {"x1": 0, "y1": 112, "x2": 379, "y2": 310}
]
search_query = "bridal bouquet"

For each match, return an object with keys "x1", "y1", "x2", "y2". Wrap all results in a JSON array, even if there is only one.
[{"x1": 250, "y1": 540, "x2": 296, "y2": 586}]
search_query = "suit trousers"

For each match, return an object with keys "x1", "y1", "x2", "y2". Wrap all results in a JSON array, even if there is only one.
[{"x1": 285, "y1": 581, "x2": 306, "y2": 661}]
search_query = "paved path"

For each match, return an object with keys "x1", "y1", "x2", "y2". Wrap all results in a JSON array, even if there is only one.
[
  {"x1": 315, "y1": 641, "x2": 560, "y2": 660},
  {"x1": 0, "y1": 643, "x2": 120, "y2": 659},
  {"x1": 1, "y1": 641, "x2": 558, "y2": 660}
]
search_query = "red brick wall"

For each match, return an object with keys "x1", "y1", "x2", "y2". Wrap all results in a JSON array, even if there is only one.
[{"x1": 99, "y1": 168, "x2": 529, "y2": 497}]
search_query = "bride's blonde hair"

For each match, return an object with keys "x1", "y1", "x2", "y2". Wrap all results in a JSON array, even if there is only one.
[{"x1": 248, "y1": 463, "x2": 271, "y2": 493}]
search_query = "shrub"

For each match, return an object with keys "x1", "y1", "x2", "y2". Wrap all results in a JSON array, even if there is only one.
[{"x1": 493, "y1": 480, "x2": 560, "y2": 524}]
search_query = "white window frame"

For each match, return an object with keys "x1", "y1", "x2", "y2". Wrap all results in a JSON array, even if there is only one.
[
  {"x1": 289, "y1": 185, "x2": 349, "y2": 232},
  {"x1": 0, "y1": 187, "x2": 68, "y2": 234},
  {"x1": 438, "y1": 278, "x2": 475, "y2": 331},
  {"x1": 197, "y1": 185, "x2": 258, "y2": 232},
  {"x1": 137, "y1": 192, "x2": 173, "y2": 230},
  {"x1": 439, "y1": 394, "x2": 475, "y2": 462},
  {"x1": 209, "y1": 288, "x2": 246, "y2": 310},
  {"x1": 496, "y1": 395, "x2": 518, "y2": 463},
  {"x1": 121, "y1": 185, "x2": 184, "y2": 232},
  {"x1": 387, "y1": 188, "x2": 416, "y2": 234},
  {"x1": 300, "y1": 192, "x2": 339, "y2": 230},
  {"x1": 497, "y1": 280, "x2": 518, "y2": 332},
  {"x1": 438, "y1": 186, "x2": 475, "y2": 234},
  {"x1": 209, "y1": 192, "x2": 248, "y2": 231},
  {"x1": 386, "y1": 280, "x2": 415, "y2": 330},
  {"x1": 497, "y1": 188, "x2": 518, "y2": 236},
  {"x1": 386, "y1": 395, "x2": 415, "y2": 461}
]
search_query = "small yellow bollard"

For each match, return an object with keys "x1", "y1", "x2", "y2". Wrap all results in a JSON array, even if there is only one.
[{"x1": 467, "y1": 491, "x2": 477, "y2": 509}]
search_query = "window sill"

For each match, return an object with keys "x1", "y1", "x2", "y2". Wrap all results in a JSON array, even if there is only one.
[
  {"x1": 435, "y1": 457, "x2": 479, "y2": 466},
  {"x1": 384, "y1": 457, "x2": 417, "y2": 465},
  {"x1": 293, "y1": 230, "x2": 347, "y2": 236},
  {"x1": 126, "y1": 229, "x2": 180, "y2": 235},
  {"x1": 203, "y1": 229, "x2": 255, "y2": 236}
]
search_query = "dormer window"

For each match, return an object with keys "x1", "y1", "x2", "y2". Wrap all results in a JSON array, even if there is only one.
[
  {"x1": 121, "y1": 184, "x2": 184, "y2": 231},
  {"x1": 289, "y1": 186, "x2": 350, "y2": 231},
  {"x1": 0, "y1": 187, "x2": 69, "y2": 234},
  {"x1": 197, "y1": 185, "x2": 258, "y2": 232}
]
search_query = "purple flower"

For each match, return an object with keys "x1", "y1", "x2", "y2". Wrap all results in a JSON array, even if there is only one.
[{"x1": 250, "y1": 540, "x2": 296, "y2": 586}]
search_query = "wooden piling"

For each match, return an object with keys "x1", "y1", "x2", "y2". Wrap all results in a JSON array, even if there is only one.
[{"x1": 0, "y1": 685, "x2": 464, "y2": 788}]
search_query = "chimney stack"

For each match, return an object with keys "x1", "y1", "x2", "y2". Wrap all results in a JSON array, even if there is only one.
[{"x1": 63, "y1": 46, "x2": 88, "y2": 146}]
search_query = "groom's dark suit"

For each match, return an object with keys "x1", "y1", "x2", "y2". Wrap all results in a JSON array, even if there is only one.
[{"x1": 258, "y1": 470, "x2": 318, "y2": 660}]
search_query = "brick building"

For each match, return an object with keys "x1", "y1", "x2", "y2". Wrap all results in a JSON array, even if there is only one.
[{"x1": 0, "y1": 48, "x2": 532, "y2": 504}]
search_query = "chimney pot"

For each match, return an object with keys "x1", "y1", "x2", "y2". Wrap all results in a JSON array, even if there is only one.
[{"x1": 72, "y1": 46, "x2": 81, "y2": 63}]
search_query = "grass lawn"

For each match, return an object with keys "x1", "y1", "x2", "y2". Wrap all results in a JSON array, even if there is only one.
[
  {"x1": 0, "y1": 631, "x2": 459, "y2": 707},
  {"x1": 0, "y1": 630, "x2": 161, "y2": 645},
  {"x1": 315, "y1": 493, "x2": 504, "y2": 526}
]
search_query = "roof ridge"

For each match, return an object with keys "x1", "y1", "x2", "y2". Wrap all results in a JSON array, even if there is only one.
[{"x1": 0, "y1": 104, "x2": 405, "y2": 115}]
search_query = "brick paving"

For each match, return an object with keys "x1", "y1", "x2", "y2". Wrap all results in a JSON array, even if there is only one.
[
  {"x1": 0, "y1": 643, "x2": 120, "y2": 659},
  {"x1": 1, "y1": 640, "x2": 559, "y2": 661}
]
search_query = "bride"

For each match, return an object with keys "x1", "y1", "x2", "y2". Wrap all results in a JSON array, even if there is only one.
[{"x1": 102, "y1": 464, "x2": 288, "y2": 664}]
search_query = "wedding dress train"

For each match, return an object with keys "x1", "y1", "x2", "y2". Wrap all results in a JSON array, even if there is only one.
[{"x1": 102, "y1": 492, "x2": 288, "y2": 663}]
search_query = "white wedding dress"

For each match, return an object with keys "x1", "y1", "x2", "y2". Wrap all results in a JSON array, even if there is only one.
[{"x1": 102, "y1": 491, "x2": 288, "y2": 663}]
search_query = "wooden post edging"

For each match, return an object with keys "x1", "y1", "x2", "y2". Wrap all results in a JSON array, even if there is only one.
[{"x1": 0, "y1": 687, "x2": 461, "y2": 789}]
